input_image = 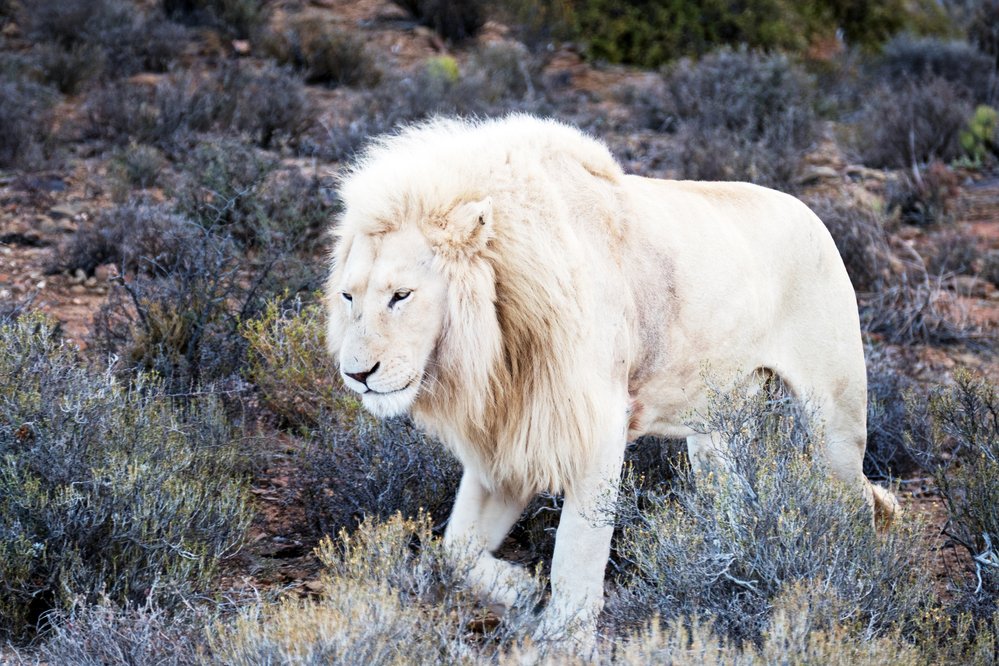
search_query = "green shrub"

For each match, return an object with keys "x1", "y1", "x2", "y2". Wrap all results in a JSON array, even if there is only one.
[
  {"x1": 565, "y1": 0, "x2": 915, "y2": 68},
  {"x1": 664, "y1": 48, "x2": 818, "y2": 190},
  {"x1": 242, "y1": 297, "x2": 355, "y2": 432},
  {"x1": 605, "y1": 384, "x2": 929, "y2": 643},
  {"x1": 208, "y1": 513, "x2": 545, "y2": 663},
  {"x1": 961, "y1": 105, "x2": 999, "y2": 165},
  {"x1": 0, "y1": 314, "x2": 251, "y2": 640}
]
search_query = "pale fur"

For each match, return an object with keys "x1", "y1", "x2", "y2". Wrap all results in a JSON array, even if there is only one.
[{"x1": 326, "y1": 115, "x2": 896, "y2": 648}]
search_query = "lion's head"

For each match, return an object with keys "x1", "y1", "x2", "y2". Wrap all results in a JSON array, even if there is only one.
[
  {"x1": 327, "y1": 196, "x2": 495, "y2": 419},
  {"x1": 326, "y1": 116, "x2": 620, "y2": 494}
]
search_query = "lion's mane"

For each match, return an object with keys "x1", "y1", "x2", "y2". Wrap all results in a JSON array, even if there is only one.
[{"x1": 328, "y1": 116, "x2": 627, "y2": 498}]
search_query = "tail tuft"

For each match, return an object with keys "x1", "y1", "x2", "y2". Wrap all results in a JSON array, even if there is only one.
[{"x1": 870, "y1": 483, "x2": 900, "y2": 532}]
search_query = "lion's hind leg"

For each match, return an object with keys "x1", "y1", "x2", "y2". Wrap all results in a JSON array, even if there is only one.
[{"x1": 778, "y1": 364, "x2": 900, "y2": 531}]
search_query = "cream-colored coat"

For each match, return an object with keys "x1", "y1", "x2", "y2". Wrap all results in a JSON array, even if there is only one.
[{"x1": 326, "y1": 115, "x2": 894, "y2": 648}]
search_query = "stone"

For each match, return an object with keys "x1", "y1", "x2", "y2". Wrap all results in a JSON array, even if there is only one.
[{"x1": 49, "y1": 203, "x2": 83, "y2": 220}]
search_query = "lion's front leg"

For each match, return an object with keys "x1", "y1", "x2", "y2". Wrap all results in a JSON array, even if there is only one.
[
  {"x1": 536, "y1": 422, "x2": 627, "y2": 650},
  {"x1": 444, "y1": 470, "x2": 533, "y2": 609}
]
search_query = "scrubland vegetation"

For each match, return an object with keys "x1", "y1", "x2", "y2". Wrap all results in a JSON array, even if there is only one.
[{"x1": 1, "y1": 0, "x2": 997, "y2": 662}]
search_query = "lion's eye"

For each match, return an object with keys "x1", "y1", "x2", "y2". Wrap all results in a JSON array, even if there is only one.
[
  {"x1": 341, "y1": 292, "x2": 353, "y2": 303},
  {"x1": 389, "y1": 290, "x2": 411, "y2": 307}
]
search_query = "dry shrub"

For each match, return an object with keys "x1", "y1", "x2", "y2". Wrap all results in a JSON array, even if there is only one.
[
  {"x1": 864, "y1": 345, "x2": 927, "y2": 479},
  {"x1": 886, "y1": 161, "x2": 961, "y2": 227},
  {"x1": 926, "y1": 229, "x2": 981, "y2": 276},
  {"x1": 163, "y1": 0, "x2": 265, "y2": 39},
  {"x1": 860, "y1": 272, "x2": 980, "y2": 346},
  {"x1": 594, "y1": 585, "x2": 924, "y2": 666},
  {"x1": 208, "y1": 514, "x2": 546, "y2": 664},
  {"x1": 392, "y1": 0, "x2": 486, "y2": 42},
  {"x1": 51, "y1": 200, "x2": 202, "y2": 277},
  {"x1": 879, "y1": 34, "x2": 995, "y2": 103},
  {"x1": 24, "y1": 597, "x2": 207, "y2": 666},
  {"x1": 605, "y1": 383, "x2": 929, "y2": 644},
  {"x1": 300, "y1": 413, "x2": 461, "y2": 538},
  {"x1": 311, "y1": 45, "x2": 543, "y2": 161},
  {"x1": 90, "y1": 223, "x2": 297, "y2": 390},
  {"x1": 174, "y1": 139, "x2": 333, "y2": 247},
  {"x1": 263, "y1": 19, "x2": 380, "y2": 87},
  {"x1": 855, "y1": 78, "x2": 973, "y2": 169},
  {"x1": 0, "y1": 80, "x2": 56, "y2": 170},
  {"x1": 22, "y1": 0, "x2": 187, "y2": 81},
  {"x1": 664, "y1": 48, "x2": 817, "y2": 190},
  {"x1": 925, "y1": 372, "x2": 999, "y2": 609},
  {"x1": 807, "y1": 197, "x2": 891, "y2": 292},
  {"x1": 86, "y1": 63, "x2": 313, "y2": 150}
]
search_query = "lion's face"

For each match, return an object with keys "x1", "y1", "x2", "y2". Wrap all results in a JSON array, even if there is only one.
[{"x1": 332, "y1": 225, "x2": 449, "y2": 418}]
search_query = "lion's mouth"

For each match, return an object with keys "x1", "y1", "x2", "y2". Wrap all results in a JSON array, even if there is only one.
[{"x1": 364, "y1": 380, "x2": 415, "y2": 396}]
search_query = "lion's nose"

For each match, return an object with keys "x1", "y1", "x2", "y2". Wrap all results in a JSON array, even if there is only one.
[{"x1": 345, "y1": 361, "x2": 380, "y2": 386}]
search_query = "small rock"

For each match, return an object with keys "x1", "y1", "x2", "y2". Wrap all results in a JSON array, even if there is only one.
[
  {"x1": 84, "y1": 276, "x2": 97, "y2": 288},
  {"x1": 232, "y1": 39, "x2": 251, "y2": 55},
  {"x1": 35, "y1": 280, "x2": 46, "y2": 290},
  {"x1": 70, "y1": 284, "x2": 86, "y2": 295},
  {"x1": 946, "y1": 275, "x2": 994, "y2": 298},
  {"x1": 49, "y1": 203, "x2": 83, "y2": 220},
  {"x1": 94, "y1": 264, "x2": 115, "y2": 282},
  {"x1": 797, "y1": 165, "x2": 839, "y2": 186}
]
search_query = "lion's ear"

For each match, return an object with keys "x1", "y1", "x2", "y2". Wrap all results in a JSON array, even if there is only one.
[{"x1": 428, "y1": 197, "x2": 494, "y2": 257}]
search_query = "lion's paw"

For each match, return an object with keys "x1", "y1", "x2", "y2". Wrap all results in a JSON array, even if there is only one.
[{"x1": 467, "y1": 556, "x2": 537, "y2": 610}]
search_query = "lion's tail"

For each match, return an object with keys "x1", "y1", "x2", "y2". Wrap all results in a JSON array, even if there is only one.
[{"x1": 870, "y1": 482, "x2": 900, "y2": 532}]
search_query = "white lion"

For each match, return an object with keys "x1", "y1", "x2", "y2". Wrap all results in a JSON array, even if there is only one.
[{"x1": 325, "y1": 115, "x2": 896, "y2": 646}]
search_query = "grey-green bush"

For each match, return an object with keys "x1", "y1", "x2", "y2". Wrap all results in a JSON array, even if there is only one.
[
  {"x1": 925, "y1": 372, "x2": 999, "y2": 610},
  {"x1": 855, "y1": 78, "x2": 973, "y2": 168},
  {"x1": 26, "y1": 597, "x2": 207, "y2": 666},
  {"x1": 0, "y1": 80, "x2": 55, "y2": 170},
  {"x1": 663, "y1": 48, "x2": 818, "y2": 190},
  {"x1": 605, "y1": 385, "x2": 929, "y2": 644},
  {"x1": 0, "y1": 313, "x2": 251, "y2": 640},
  {"x1": 52, "y1": 199, "x2": 202, "y2": 277},
  {"x1": 301, "y1": 412, "x2": 462, "y2": 538}
]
